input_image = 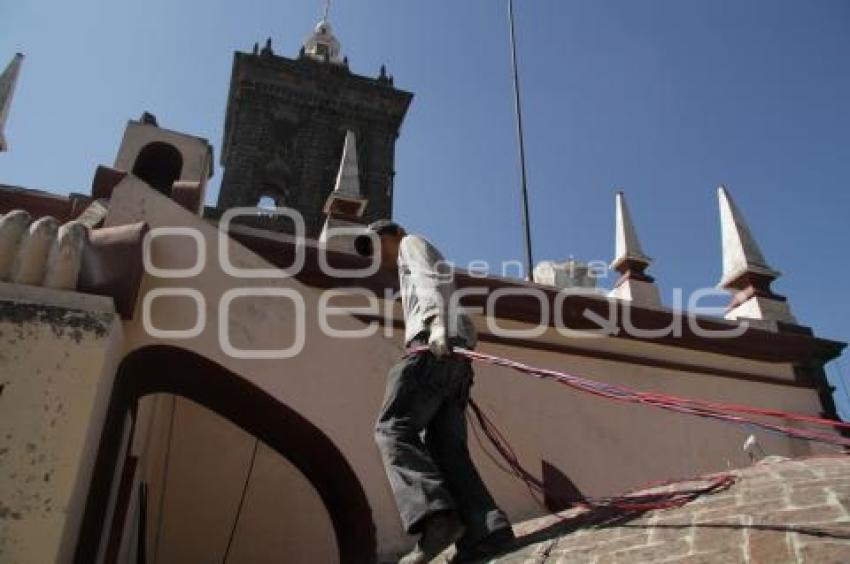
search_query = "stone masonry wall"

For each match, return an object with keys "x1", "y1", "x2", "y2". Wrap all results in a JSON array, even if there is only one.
[{"x1": 442, "y1": 455, "x2": 850, "y2": 563}]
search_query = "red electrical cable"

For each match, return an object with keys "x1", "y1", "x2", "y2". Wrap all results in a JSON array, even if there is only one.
[
  {"x1": 468, "y1": 398, "x2": 736, "y2": 513},
  {"x1": 408, "y1": 346, "x2": 850, "y2": 448},
  {"x1": 406, "y1": 346, "x2": 849, "y2": 514}
]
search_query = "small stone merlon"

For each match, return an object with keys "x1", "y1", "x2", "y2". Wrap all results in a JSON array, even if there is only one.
[
  {"x1": 140, "y1": 111, "x2": 158, "y2": 126},
  {"x1": 378, "y1": 64, "x2": 394, "y2": 85},
  {"x1": 261, "y1": 37, "x2": 274, "y2": 57},
  {"x1": 717, "y1": 185, "x2": 797, "y2": 326},
  {"x1": 0, "y1": 207, "x2": 148, "y2": 319},
  {"x1": 91, "y1": 166, "x2": 128, "y2": 201},
  {"x1": 78, "y1": 221, "x2": 149, "y2": 319},
  {"x1": 0, "y1": 211, "x2": 88, "y2": 290}
]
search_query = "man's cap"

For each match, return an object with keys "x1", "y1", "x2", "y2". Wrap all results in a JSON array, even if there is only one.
[{"x1": 354, "y1": 219, "x2": 403, "y2": 256}]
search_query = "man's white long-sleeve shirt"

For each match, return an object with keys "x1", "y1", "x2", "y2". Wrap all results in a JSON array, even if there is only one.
[{"x1": 398, "y1": 234, "x2": 478, "y2": 349}]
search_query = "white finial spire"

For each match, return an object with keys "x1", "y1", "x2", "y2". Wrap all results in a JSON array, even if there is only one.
[
  {"x1": 608, "y1": 190, "x2": 661, "y2": 307},
  {"x1": 611, "y1": 190, "x2": 651, "y2": 269},
  {"x1": 333, "y1": 130, "x2": 361, "y2": 198},
  {"x1": 717, "y1": 185, "x2": 797, "y2": 326},
  {"x1": 319, "y1": 130, "x2": 368, "y2": 251},
  {"x1": 717, "y1": 185, "x2": 779, "y2": 288},
  {"x1": 0, "y1": 53, "x2": 24, "y2": 152},
  {"x1": 323, "y1": 0, "x2": 332, "y2": 22}
]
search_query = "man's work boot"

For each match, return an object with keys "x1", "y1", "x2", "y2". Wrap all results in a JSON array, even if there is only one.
[
  {"x1": 449, "y1": 526, "x2": 516, "y2": 563},
  {"x1": 399, "y1": 511, "x2": 465, "y2": 564}
]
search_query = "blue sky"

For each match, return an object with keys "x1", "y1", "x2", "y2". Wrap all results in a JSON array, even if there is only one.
[{"x1": 2, "y1": 1, "x2": 849, "y2": 414}]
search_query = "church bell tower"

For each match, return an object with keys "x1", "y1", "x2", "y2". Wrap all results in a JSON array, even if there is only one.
[{"x1": 214, "y1": 16, "x2": 413, "y2": 238}]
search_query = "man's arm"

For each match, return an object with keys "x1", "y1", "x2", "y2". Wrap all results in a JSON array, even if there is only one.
[
  {"x1": 400, "y1": 235, "x2": 454, "y2": 356},
  {"x1": 400, "y1": 235, "x2": 451, "y2": 319}
]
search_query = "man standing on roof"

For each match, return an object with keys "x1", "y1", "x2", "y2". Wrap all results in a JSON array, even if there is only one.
[{"x1": 355, "y1": 220, "x2": 515, "y2": 564}]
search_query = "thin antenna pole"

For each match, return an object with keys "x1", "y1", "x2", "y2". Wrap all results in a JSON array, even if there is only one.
[{"x1": 508, "y1": 0, "x2": 534, "y2": 281}]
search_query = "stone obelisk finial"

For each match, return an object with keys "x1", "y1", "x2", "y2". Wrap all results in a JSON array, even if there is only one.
[
  {"x1": 608, "y1": 190, "x2": 661, "y2": 307},
  {"x1": 332, "y1": 130, "x2": 361, "y2": 198},
  {"x1": 717, "y1": 185, "x2": 797, "y2": 326},
  {"x1": 319, "y1": 131, "x2": 368, "y2": 251}
]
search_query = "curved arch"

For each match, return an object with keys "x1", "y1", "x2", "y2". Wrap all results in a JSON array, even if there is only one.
[
  {"x1": 74, "y1": 345, "x2": 376, "y2": 563},
  {"x1": 132, "y1": 142, "x2": 183, "y2": 195}
]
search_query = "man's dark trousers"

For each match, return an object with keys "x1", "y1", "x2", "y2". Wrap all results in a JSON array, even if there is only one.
[{"x1": 374, "y1": 347, "x2": 512, "y2": 550}]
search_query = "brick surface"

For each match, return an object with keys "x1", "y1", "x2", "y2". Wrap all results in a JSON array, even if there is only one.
[
  {"x1": 692, "y1": 517, "x2": 744, "y2": 552},
  {"x1": 693, "y1": 500, "x2": 788, "y2": 522},
  {"x1": 763, "y1": 505, "x2": 844, "y2": 526},
  {"x1": 797, "y1": 540, "x2": 850, "y2": 563},
  {"x1": 596, "y1": 540, "x2": 690, "y2": 563},
  {"x1": 438, "y1": 456, "x2": 850, "y2": 563},
  {"x1": 748, "y1": 528, "x2": 795, "y2": 563},
  {"x1": 790, "y1": 485, "x2": 830, "y2": 507},
  {"x1": 662, "y1": 547, "x2": 746, "y2": 563}
]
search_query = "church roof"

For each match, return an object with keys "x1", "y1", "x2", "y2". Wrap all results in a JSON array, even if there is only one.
[{"x1": 443, "y1": 455, "x2": 850, "y2": 562}]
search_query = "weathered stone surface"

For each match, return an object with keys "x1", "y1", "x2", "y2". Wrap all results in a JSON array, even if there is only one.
[
  {"x1": 797, "y1": 540, "x2": 850, "y2": 563},
  {"x1": 436, "y1": 456, "x2": 850, "y2": 563},
  {"x1": 0, "y1": 285, "x2": 123, "y2": 563},
  {"x1": 748, "y1": 528, "x2": 794, "y2": 563}
]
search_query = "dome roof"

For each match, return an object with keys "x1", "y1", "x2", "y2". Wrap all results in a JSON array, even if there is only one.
[
  {"x1": 303, "y1": 18, "x2": 342, "y2": 64},
  {"x1": 438, "y1": 456, "x2": 850, "y2": 563}
]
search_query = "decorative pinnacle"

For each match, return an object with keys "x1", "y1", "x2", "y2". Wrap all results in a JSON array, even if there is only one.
[
  {"x1": 333, "y1": 131, "x2": 361, "y2": 197},
  {"x1": 0, "y1": 53, "x2": 25, "y2": 152},
  {"x1": 611, "y1": 190, "x2": 652, "y2": 272},
  {"x1": 717, "y1": 185, "x2": 780, "y2": 289}
]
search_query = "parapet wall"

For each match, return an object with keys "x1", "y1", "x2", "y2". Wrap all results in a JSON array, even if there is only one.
[{"x1": 0, "y1": 283, "x2": 123, "y2": 563}]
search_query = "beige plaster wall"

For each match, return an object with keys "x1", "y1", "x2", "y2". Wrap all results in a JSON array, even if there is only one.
[
  {"x1": 104, "y1": 180, "x2": 831, "y2": 560},
  {"x1": 0, "y1": 283, "x2": 123, "y2": 563},
  {"x1": 149, "y1": 397, "x2": 337, "y2": 563},
  {"x1": 464, "y1": 340, "x2": 824, "y2": 524}
]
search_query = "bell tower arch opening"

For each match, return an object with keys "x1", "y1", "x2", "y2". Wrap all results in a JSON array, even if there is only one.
[{"x1": 131, "y1": 142, "x2": 183, "y2": 196}]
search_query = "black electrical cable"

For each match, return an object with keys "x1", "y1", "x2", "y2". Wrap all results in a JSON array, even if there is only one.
[
  {"x1": 151, "y1": 397, "x2": 177, "y2": 564},
  {"x1": 221, "y1": 438, "x2": 260, "y2": 564},
  {"x1": 508, "y1": 0, "x2": 535, "y2": 281}
]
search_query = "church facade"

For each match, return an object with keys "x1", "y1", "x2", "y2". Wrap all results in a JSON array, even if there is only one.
[{"x1": 0, "y1": 17, "x2": 846, "y2": 564}]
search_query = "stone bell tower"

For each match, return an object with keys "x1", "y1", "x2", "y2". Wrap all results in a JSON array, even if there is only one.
[{"x1": 214, "y1": 17, "x2": 413, "y2": 238}]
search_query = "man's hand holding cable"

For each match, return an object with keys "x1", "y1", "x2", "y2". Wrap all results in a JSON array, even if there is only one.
[{"x1": 428, "y1": 317, "x2": 452, "y2": 358}]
